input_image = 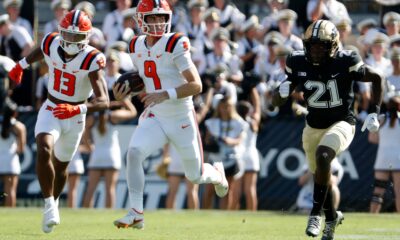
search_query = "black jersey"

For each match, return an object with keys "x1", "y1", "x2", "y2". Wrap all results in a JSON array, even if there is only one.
[{"x1": 286, "y1": 50, "x2": 366, "y2": 129}]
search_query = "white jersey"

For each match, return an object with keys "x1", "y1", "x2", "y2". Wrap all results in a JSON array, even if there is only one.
[
  {"x1": 128, "y1": 33, "x2": 194, "y2": 117},
  {"x1": 41, "y1": 32, "x2": 106, "y2": 102}
]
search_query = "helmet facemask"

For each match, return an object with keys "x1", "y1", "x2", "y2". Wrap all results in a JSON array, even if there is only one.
[
  {"x1": 58, "y1": 27, "x2": 90, "y2": 55},
  {"x1": 303, "y1": 20, "x2": 340, "y2": 66},
  {"x1": 304, "y1": 39, "x2": 338, "y2": 66},
  {"x1": 138, "y1": 12, "x2": 171, "y2": 37}
]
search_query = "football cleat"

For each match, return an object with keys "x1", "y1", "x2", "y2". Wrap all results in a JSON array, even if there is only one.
[
  {"x1": 114, "y1": 208, "x2": 144, "y2": 229},
  {"x1": 305, "y1": 214, "x2": 322, "y2": 237},
  {"x1": 213, "y1": 162, "x2": 229, "y2": 198},
  {"x1": 42, "y1": 199, "x2": 60, "y2": 233},
  {"x1": 321, "y1": 211, "x2": 344, "y2": 240}
]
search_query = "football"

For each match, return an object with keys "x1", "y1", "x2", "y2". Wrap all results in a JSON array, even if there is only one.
[{"x1": 116, "y1": 71, "x2": 145, "y2": 94}]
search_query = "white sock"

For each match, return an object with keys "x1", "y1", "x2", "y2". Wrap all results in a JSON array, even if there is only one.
[
  {"x1": 44, "y1": 196, "x2": 55, "y2": 208},
  {"x1": 126, "y1": 148, "x2": 146, "y2": 212}
]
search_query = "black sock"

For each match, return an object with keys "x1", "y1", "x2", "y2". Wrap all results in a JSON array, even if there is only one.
[
  {"x1": 310, "y1": 183, "x2": 328, "y2": 216},
  {"x1": 323, "y1": 186, "x2": 337, "y2": 222}
]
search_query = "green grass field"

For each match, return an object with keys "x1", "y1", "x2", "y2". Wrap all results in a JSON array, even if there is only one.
[{"x1": 0, "y1": 208, "x2": 399, "y2": 240}]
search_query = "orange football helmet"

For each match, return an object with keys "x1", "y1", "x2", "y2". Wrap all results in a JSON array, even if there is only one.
[
  {"x1": 58, "y1": 10, "x2": 92, "y2": 55},
  {"x1": 136, "y1": 0, "x2": 172, "y2": 37}
]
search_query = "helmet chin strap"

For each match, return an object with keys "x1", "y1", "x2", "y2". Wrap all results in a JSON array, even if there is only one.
[{"x1": 62, "y1": 43, "x2": 81, "y2": 55}]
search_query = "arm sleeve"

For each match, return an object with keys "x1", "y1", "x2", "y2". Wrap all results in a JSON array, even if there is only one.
[{"x1": 172, "y1": 36, "x2": 195, "y2": 72}]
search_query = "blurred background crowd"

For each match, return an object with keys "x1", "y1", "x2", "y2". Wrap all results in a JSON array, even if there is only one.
[{"x1": 0, "y1": 0, "x2": 400, "y2": 213}]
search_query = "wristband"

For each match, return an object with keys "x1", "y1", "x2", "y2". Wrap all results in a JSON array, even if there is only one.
[
  {"x1": 19, "y1": 58, "x2": 29, "y2": 69},
  {"x1": 167, "y1": 88, "x2": 178, "y2": 100},
  {"x1": 78, "y1": 104, "x2": 88, "y2": 114}
]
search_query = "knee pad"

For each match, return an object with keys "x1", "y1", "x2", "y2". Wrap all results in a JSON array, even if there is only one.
[
  {"x1": 127, "y1": 146, "x2": 147, "y2": 163},
  {"x1": 316, "y1": 147, "x2": 335, "y2": 172}
]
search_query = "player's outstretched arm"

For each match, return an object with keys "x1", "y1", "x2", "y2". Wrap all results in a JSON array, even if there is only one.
[
  {"x1": 360, "y1": 65, "x2": 384, "y2": 113},
  {"x1": 86, "y1": 70, "x2": 110, "y2": 113},
  {"x1": 360, "y1": 65, "x2": 384, "y2": 132},
  {"x1": 8, "y1": 47, "x2": 44, "y2": 86}
]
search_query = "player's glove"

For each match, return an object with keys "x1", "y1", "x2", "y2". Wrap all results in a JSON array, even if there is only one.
[
  {"x1": 53, "y1": 104, "x2": 87, "y2": 120},
  {"x1": 278, "y1": 81, "x2": 292, "y2": 98},
  {"x1": 361, "y1": 113, "x2": 379, "y2": 132},
  {"x1": 8, "y1": 63, "x2": 24, "y2": 85}
]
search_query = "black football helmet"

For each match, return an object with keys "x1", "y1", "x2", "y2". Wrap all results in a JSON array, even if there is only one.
[{"x1": 303, "y1": 20, "x2": 340, "y2": 66}]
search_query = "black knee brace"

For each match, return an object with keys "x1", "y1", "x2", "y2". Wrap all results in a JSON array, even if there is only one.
[
  {"x1": 371, "y1": 179, "x2": 389, "y2": 204},
  {"x1": 374, "y1": 179, "x2": 389, "y2": 189},
  {"x1": 371, "y1": 193, "x2": 384, "y2": 204}
]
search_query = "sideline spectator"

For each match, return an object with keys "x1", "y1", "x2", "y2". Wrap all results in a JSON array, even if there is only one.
[
  {"x1": 0, "y1": 98, "x2": 26, "y2": 207},
  {"x1": 3, "y1": 0, "x2": 33, "y2": 37},
  {"x1": 102, "y1": 0, "x2": 132, "y2": 48},
  {"x1": 369, "y1": 48, "x2": 400, "y2": 213},
  {"x1": 66, "y1": 151, "x2": 84, "y2": 208},
  {"x1": 44, "y1": 0, "x2": 71, "y2": 34}
]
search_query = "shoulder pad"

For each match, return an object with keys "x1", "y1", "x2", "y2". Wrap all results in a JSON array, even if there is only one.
[
  {"x1": 165, "y1": 32, "x2": 185, "y2": 53},
  {"x1": 80, "y1": 49, "x2": 104, "y2": 70},
  {"x1": 128, "y1": 36, "x2": 139, "y2": 54},
  {"x1": 41, "y1": 32, "x2": 59, "y2": 56}
]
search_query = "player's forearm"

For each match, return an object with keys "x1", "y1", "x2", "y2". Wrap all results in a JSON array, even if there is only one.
[
  {"x1": 370, "y1": 74, "x2": 384, "y2": 113},
  {"x1": 175, "y1": 81, "x2": 202, "y2": 98},
  {"x1": 25, "y1": 47, "x2": 44, "y2": 64},
  {"x1": 176, "y1": 67, "x2": 203, "y2": 98},
  {"x1": 364, "y1": 66, "x2": 384, "y2": 113},
  {"x1": 86, "y1": 97, "x2": 110, "y2": 113}
]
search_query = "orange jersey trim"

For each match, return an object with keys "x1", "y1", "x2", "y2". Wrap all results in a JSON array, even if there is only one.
[
  {"x1": 165, "y1": 33, "x2": 183, "y2": 53},
  {"x1": 42, "y1": 32, "x2": 58, "y2": 56},
  {"x1": 129, "y1": 36, "x2": 139, "y2": 54},
  {"x1": 80, "y1": 49, "x2": 100, "y2": 70}
]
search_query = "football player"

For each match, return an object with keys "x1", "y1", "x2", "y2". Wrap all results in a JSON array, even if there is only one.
[
  {"x1": 272, "y1": 20, "x2": 384, "y2": 240},
  {"x1": 8, "y1": 10, "x2": 109, "y2": 233},
  {"x1": 112, "y1": 0, "x2": 228, "y2": 229}
]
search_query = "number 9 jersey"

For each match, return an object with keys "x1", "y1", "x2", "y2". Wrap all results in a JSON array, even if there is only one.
[
  {"x1": 40, "y1": 32, "x2": 106, "y2": 103},
  {"x1": 128, "y1": 32, "x2": 195, "y2": 117}
]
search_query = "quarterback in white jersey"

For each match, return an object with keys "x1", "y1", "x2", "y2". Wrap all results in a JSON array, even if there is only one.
[
  {"x1": 8, "y1": 10, "x2": 109, "y2": 233},
  {"x1": 113, "y1": 0, "x2": 228, "y2": 229}
]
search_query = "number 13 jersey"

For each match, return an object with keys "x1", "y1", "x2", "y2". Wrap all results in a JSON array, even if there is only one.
[
  {"x1": 129, "y1": 32, "x2": 195, "y2": 117},
  {"x1": 41, "y1": 32, "x2": 106, "y2": 103}
]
